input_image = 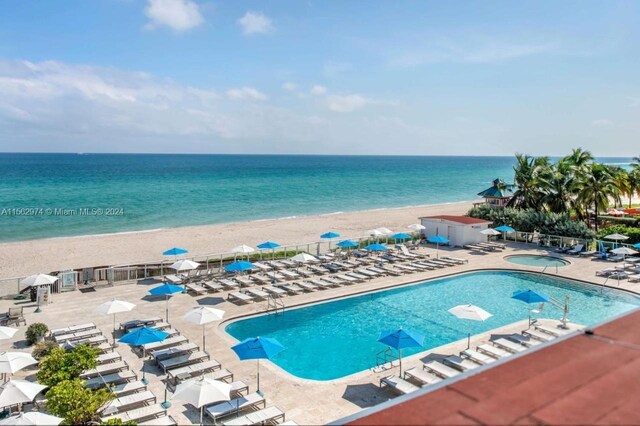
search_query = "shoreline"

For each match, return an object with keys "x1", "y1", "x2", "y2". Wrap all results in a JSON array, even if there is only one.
[{"x1": 0, "y1": 200, "x2": 474, "y2": 279}]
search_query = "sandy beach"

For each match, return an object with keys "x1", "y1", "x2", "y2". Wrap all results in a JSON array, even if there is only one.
[{"x1": 0, "y1": 201, "x2": 473, "y2": 279}]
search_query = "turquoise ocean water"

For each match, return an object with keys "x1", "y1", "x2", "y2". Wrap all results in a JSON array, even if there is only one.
[
  {"x1": 225, "y1": 271, "x2": 640, "y2": 380},
  {"x1": 0, "y1": 154, "x2": 631, "y2": 242}
]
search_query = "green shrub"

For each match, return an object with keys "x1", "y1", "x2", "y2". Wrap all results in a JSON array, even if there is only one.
[
  {"x1": 25, "y1": 323, "x2": 49, "y2": 345},
  {"x1": 32, "y1": 341, "x2": 57, "y2": 360},
  {"x1": 101, "y1": 418, "x2": 137, "y2": 425},
  {"x1": 597, "y1": 225, "x2": 640, "y2": 244},
  {"x1": 37, "y1": 344, "x2": 99, "y2": 387},
  {"x1": 597, "y1": 216, "x2": 639, "y2": 227},
  {"x1": 45, "y1": 379, "x2": 113, "y2": 425}
]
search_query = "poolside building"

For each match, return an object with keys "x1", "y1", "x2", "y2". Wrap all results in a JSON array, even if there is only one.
[
  {"x1": 419, "y1": 215, "x2": 492, "y2": 247},
  {"x1": 475, "y1": 178, "x2": 516, "y2": 208}
]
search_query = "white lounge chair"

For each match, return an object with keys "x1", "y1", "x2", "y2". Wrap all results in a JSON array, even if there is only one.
[
  {"x1": 202, "y1": 281, "x2": 223, "y2": 292},
  {"x1": 534, "y1": 325, "x2": 564, "y2": 337},
  {"x1": 461, "y1": 349, "x2": 495, "y2": 365},
  {"x1": 262, "y1": 286, "x2": 287, "y2": 296},
  {"x1": 380, "y1": 375, "x2": 420, "y2": 395},
  {"x1": 234, "y1": 276, "x2": 254, "y2": 287},
  {"x1": 151, "y1": 342, "x2": 199, "y2": 362},
  {"x1": 507, "y1": 334, "x2": 540, "y2": 348},
  {"x1": 297, "y1": 282, "x2": 318, "y2": 292},
  {"x1": 185, "y1": 283, "x2": 207, "y2": 295},
  {"x1": 159, "y1": 351, "x2": 210, "y2": 373},
  {"x1": 477, "y1": 344, "x2": 510, "y2": 359},
  {"x1": 222, "y1": 406, "x2": 285, "y2": 426},
  {"x1": 228, "y1": 292, "x2": 254, "y2": 304},
  {"x1": 101, "y1": 390, "x2": 156, "y2": 414},
  {"x1": 205, "y1": 392, "x2": 266, "y2": 420},
  {"x1": 493, "y1": 338, "x2": 526, "y2": 353},
  {"x1": 523, "y1": 328, "x2": 555, "y2": 342},
  {"x1": 403, "y1": 367, "x2": 441, "y2": 385},
  {"x1": 443, "y1": 355, "x2": 480, "y2": 371},
  {"x1": 244, "y1": 288, "x2": 269, "y2": 299},
  {"x1": 567, "y1": 244, "x2": 584, "y2": 255},
  {"x1": 219, "y1": 279, "x2": 240, "y2": 289},
  {"x1": 101, "y1": 404, "x2": 167, "y2": 423},
  {"x1": 423, "y1": 361, "x2": 460, "y2": 378}
]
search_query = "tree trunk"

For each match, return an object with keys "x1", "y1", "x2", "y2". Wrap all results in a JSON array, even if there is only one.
[{"x1": 594, "y1": 196, "x2": 598, "y2": 232}]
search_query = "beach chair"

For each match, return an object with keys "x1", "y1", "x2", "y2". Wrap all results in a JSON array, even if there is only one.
[
  {"x1": 222, "y1": 406, "x2": 285, "y2": 426},
  {"x1": 201, "y1": 281, "x2": 223, "y2": 292},
  {"x1": 381, "y1": 266, "x2": 404, "y2": 276},
  {"x1": 355, "y1": 268, "x2": 378, "y2": 277},
  {"x1": 523, "y1": 328, "x2": 555, "y2": 342},
  {"x1": 280, "y1": 260, "x2": 297, "y2": 268},
  {"x1": 566, "y1": 244, "x2": 584, "y2": 255},
  {"x1": 252, "y1": 262, "x2": 272, "y2": 271},
  {"x1": 164, "y1": 274, "x2": 182, "y2": 284},
  {"x1": 403, "y1": 367, "x2": 441, "y2": 386},
  {"x1": 321, "y1": 277, "x2": 344, "y2": 286},
  {"x1": 51, "y1": 322, "x2": 96, "y2": 336},
  {"x1": 428, "y1": 259, "x2": 452, "y2": 267},
  {"x1": 86, "y1": 370, "x2": 137, "y2": 389},
  {"x1": 461, "y1": 349, "x2": 495, "y2": 365},
  {"x1": 442, "y1": 256, "x2": 468, "y2": 264},
  {"x1": 228, "y1": 291, "x2": 254, "y2": 304},
  {"x1": 111, "y1": 380, "x2": 147, "y2": 397},
  {"x1": 423, "y1": 361, "x2": 460, "y2": 378},
  {"x1": 409, "y1": 262, "x2": 432, "y2": 271},
  {"x1": 265, "y1": 271, "x2": 286, "y2": 281},
  {"x1": 346, "y1": 272, "x2": 368, "y2": 281},
  {"x1": 534, "y1": 324, "x2": 564, "y2": 337},
  {"x1": 234, "y1": 276, "x2": 254, "y2": 287},
  {"x1": 244, "y1": 288, "x2": 269, "y2": 299},
  {"x1": 297, "y1": 282, "x2": 318, "y2": 292},
  {"x1": 54, "y1": 328, "x2": 103, "y2": 343},
  {"x1": 151, "y1": 342, "x2": 199, "y2": 363},
  {"x1": 139, "y1": 415, "x2": 177, "y2": 426},
  {"x1": 167, "y1": 360, "x2": 222, "y2": 385},
  {"x1": 367, "y1": 267, "x2": 389, "y2": 276},
  {"x1": 142, "y1": 335, "x2": 188, "y2": 353},
  {"x1": 218, "y1": 279, "x2": 240, "y2": 289},
  {"x1": 380, "y1": 375, "x2": 420, "y2": 395},
  {"x1": 507, "y1": 333, "x2": 540, "y2": 348},
  {"x1": 477, "y1": 344, "x2": 510, "y2": 359},
  {"x1": 101, "y1": 404, "x2": 167, "y2": 424},
  {"x1": 100, "y1": 390, "x2": 156, "y2": 414},
  {"x1": 269, "y1": 261, "x2": 287, "y2": 269},
  {"x1": 296, "y1": 269, "x2": 314, "y2": 278},
  {"x1": 493, "y1": 338, "x2": 526, "y2": 353},
  {"x1": 97, "y1": 351, "x2": 122, "y2": 365},
  {"x1": 280, "y1": 270, "x2": 301, "y2": 280},
  {"x1": 205, "y1": 392, "x2": 266, "y2": 421},
  {"x1": 185, "y1": 283, "x2": 207, "y2": 295},
  {"x1": 80, "y1": 360, "x2": 129, "y2": 379},
  {"x1": 249, "y1": 274, "x2": 271, "y2": 284},
  {"x1": 305, "y1": 279, "x2": 329, "y2": 290},
  {"x1": 395, "y1": 264, "x2": 418, "y2": 273},
  {"x1": 443, "y1": 355, "x2": 479, "y2": 372},
  {"x1": 308, "y1": 265, "x2": 327, "y2": 275},
  {"x1": 336, "y1": 274, "x2": 358, "y2": 284},
  {"x1": 159, "y1": 351, "x2": 210, "y2": 373},
  {"x1": 595, "y1": 268, "x2": 616, "y2": 277},
  {"x1": 277, "y1": 284, "x2": 304, "y2": 294},
  {"x1": 120, "y1": 317, "x2": 162, "y2": 332},
  {"x1": 262, "y1": 286, "x2": 288, "y2": 297},
  {"x1": 399, "y1": 245, "x2": 422, "y2": 258}
]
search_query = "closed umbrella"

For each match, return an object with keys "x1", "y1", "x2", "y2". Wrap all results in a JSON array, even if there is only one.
[
  {"x1": 0, "y1": 327, "x2": 18, "y2": 341},
  {"x1": 378, "y1": 328, "x2": 424, "y2": 376},
  {"x1": 427, "y1": 235, "x2": 449, "y2": 258},
  {"x1": 149, "y1": 284, "x2": 184, "y2": 322},
  {"x1": 20, "y1": 274, "x2": 58, "y2": 313},
  {"x1": 0, "y1": 412, "x2": 63, "y2": 425},
  {"x1": 231, "y1": 337, "x2": 285, "y2": 394},
  {"x1": 183, "y1": 307, "x2": 225, "y2": 352},
  {"x1": 95, "y1": 299, "x2": 136, "y2": 345},
  {"x1": 448, "y1": 305, "x2": 493, "y2": 349},
  {"x1": 171, "y1": 376, "x2": 231, "y2": 425},
  {"x1": 0, "y1": 352, "x2": 38, "y2": 375},
  {"x1": 119, "y1": 327, "x2": 169, "y2": 384},
  {"x1": 0, "y1": 380, "x2": 47, "y2": 410}
]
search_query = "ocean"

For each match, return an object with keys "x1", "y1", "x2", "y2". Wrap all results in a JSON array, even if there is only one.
[{"x1": 0, "y1": 154, "x2": 630, "y2": 242}]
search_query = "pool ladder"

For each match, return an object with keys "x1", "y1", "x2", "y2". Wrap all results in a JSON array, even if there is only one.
[
  {"x1": 542, "y1": 264, "x2": 559, "y2": 274},
  {"x1": 376, "y1": 347, "x2": 398, "y2": 370},
  {"x1": 267, "y1": 293, "x2": 285, "y2": 315}
]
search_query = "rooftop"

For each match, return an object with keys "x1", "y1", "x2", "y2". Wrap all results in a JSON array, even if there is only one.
[
  {"x1": 420, "y1": 215, "x2": 492, "y2": 225},
  {"x1": 346, "y1": 309, "x2": 640, "y2": 426},
  {"x1": 477, "y1": 178, "x2": 516, "y2": 199}
]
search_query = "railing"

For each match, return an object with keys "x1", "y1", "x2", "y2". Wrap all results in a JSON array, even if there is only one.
[
  {"x1": 376, "y1": 347, "x2": 398, "y2": 369},
  {"x1": 266, "y1": 293, "x2": 285, "y2": 315}
]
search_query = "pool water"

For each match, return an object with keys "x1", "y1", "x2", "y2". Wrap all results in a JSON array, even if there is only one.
[
  {"x1": 505, "y1": 255, "x2": 569, "y2": 268},
  {"x1": 225, "y1": 271, "x2": 639, "y2": 380}
]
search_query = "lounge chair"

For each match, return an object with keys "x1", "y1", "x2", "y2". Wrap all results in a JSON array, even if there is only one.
[
  {"x1": 277, "y1": 284, "x2": 304, "y2": 294},
  {"x1": 297, "y1": 269, "x2": 314, "y2": 278},
  {"x1": 346, "y1": 272, "x2": 368, "y2": 281},
  {"x1": 205, "y1": 392, "x2": 266, "y2": 420},
  {"x1": 442, "y1": 256, "x2": 468, "y2": 264},
  {"x1": 308, "y1": 265, "x2": 327, "y2": 275},
  {"x1": 101, "y1": 404, "x2": 167, "y2": 423},
  {"x1": 477, "y1": 344, "x2": 510, "y2": 359},
  {"x1": 382, "y1": 266, "x2": 404, "y2": 275},
  {"x1": 523, "y1": 328, "x2": 555, "y2": 342},
  {"x1": 111, "y1": 380, "x2": 147, "y2": 397},
  {"x1": 336, "y1": 274, "x2": 358, "y2": 283},
  {"x1": 403, "y1": 367, "x2": 441, "y2": 385},
  {"x1": 54, "y1": 328, "x2": 103, "y2": 343},
  {"x1": 101, "y1": 390, "x2": 156, "y2": 414},
  {"x1": 355, "y1": 268, "x2": 378, "y2": 278},
  {"x1": 244, "y1": 288, "x2": 269, "y2": 299},
  {"x1": 460, "y1": 349, "x2": 495, "y2": 365},
  {"x1": 596, "y1": 268, "x2": 616, "y2": 277},
  {"x1": 159, "y1": 351, "x2": 210, "y2": 373},
  {"x1": 492, "y1": 338, "x2": 526, "y2": 353},
  {"x1": 629, "y1": 274, "x2": 640, "y2": 283},
  {"x1": 139, "y1": 415, "x2": 177, "y2": 426},
  {"x1": 423, "y1": 361, "x2": 460, "y2": 378},
  {"x1": 443, "y1": 355, "x2": 480, "y2": 372},
  {"x1": 262, "y1": 286, "x2": 287, "y2": 296},
  {"x1": 97, "y1": 351, "x2": 122, "y2": 365},
  {"x1": 86, "y1": 370, "x2": 137, "y2": 389},
  {"x1": 280, "y1": 270, "x2": 301, "y2": 280},
  {"x1": 167, "y1": 359, "x2": 222, "y2": 382},
  {"x1": 142, "y1": 335, "x2": 188, "y2": 353},
  {"x1": 219, "y1": 279, "x2": 240, "y2": 289},
  {"x1": 409, "y1": 263, "x2": 432, "y2": 271},
  {"x1": 566, "y1": 244, "x2": 584, "y2": 255},
  {"x1": 228, "y1": 291, "x2": 254, "y2": 304},
  {"x1": 222, "y1": 406, "x2": 285, "y2": 426},
  {"x1": 308, "y1": 279, "x2": 332, "y2": 289},
  {"x1": 80, "y1": 360, "x2": 129, "y2": 379},
  {"x1": 151, "y1": 342, "x2": 199, "y2": 363},
  {"x1": 120, "y1": 317, "x2": 162, "y2": 332},
  {"x1": 265, "y1": 271, "x2": 286, "y2": 281},
  {"x1": 534, "y1": 324, "x2": 564, "y2": 337},
  {"x1": 51, "y1": 322, "x2": 96, "y2": 336},
  {"x1": 297, "y1": 282, "x2": 318, "y2": 292},
  {"x1": 164, "y1": 274, "x2": 182, "y2": 284},
  {"x1": 201, "y1": 281, "x2": 223, "y2": 292},
  {"x1": 507, "y1": 334, "x2": 540, "y2": 348},
  {"x1": 234, "y1": 276, "x2": 254, "y2": 287},
  {"x1": 380, "y1": 375, "x2": 420, "y2": 395},
  {"x1": 321, "y1": 277, "x2": 344, "y2": 286},
  {"x1": 252, "y1": 262, "x2": 272, "y2": 271},
  {"x1": 395, "y1": 264, "x2": 418, "y2": 273},
  {"x1": 249, "y1": 274, "x2": 271, "y2": 284}
]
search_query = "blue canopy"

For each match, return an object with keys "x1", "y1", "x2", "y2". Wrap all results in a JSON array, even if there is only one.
[
  {"x1": 495, "y1": 225, "x2": 515, "y2": 232},
  {"x1": 390, "y1": 233, "x2": 412, "y2": 240},
  {"x1": 427, "y1": 235, "x2": 449, "y2": 244},
  {"x1": 231, "y1": 337, "x2": 286, "y2": 360},
  {"x1": 378, "y1": 328, "x2": 424, "y2": 350},
  {"x1": 634, "y1": 243, "x2": 640, "y2": 249},
  {"x1": 163, "y1": 247, "x2": 188, "y2": 256},
  {"x1": 511, "y1": 289, "x2": 549, "y2": 304},
  {"x1": 257, "y1": 241, "x2": 280, "y2": 249},
  {"x1": 225, "y1": 261, "x2": 254, "y2": 272},
  {"x1": 336, "y1": 239, "x2": 359, "y2": 248},
  {"x1": 119, "y1": 327, "x2": 169, "y2": 346},
  {"x1": 365, "y1": 243, "x2": 388, "y2": 251},
  {"x1": 320, "y1": 232, "x2": 340, "y2": 239},
  {"x1": 149, "y1": 283, "x2": 184, "y2": 297}
]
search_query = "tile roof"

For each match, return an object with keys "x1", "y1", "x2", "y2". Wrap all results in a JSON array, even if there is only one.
[{"x1": 346, "y1": 309, "x2": 640, "y2": 426}]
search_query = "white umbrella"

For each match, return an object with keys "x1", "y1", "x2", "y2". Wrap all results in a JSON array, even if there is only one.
[
  {"x1": 95, "y1": 299, "x2": 136, "y2": 345},
  {"x1": 448, "y1": 304, "x2": 493, "y2": 349},
  {"x1": 376, "y1": 227, "x2": 393, "y2": 235},
  {"x1": 183, "y1": 307, "x2": 225, "y2": 352},
  {"x1": 480, "y1": 228, "x2": 501, "y2": 236},
  {"x1": 169, "y1": 260, "x2": 200, "y2": 272},
  {"x1": 0, "y1": 380, "x2": 47, "y2": 409},
  {"x1": 0, "y1": 327, "x2": 18, "y2": 340},
  {"x1": 612, "y1": 247, "x2": 638, "y2": 257},
  {"x1": 407, "y1": 224, "x2": 426, "y2": 231},
  {"x1": 232, "y1": 245, "x2": 255, "y2": 261},
  {"x1": 20, "y1": 274, "x2": 58, "y2": 313},
  {"x1": 0, "y1": 412, "x2": 63, "y2": 425},
  {"x1": 605, "y1": 233, "x2": 629, "y2": 241},
  {"x1": 0, "y1": 352, "x2": 38, "y2": 375},
  {"x1": 171, "y1": 376, "x2": 231, "y2": 425},
  {"x1": 290, "y1": 253, "x2": 318, "y2": 263}
]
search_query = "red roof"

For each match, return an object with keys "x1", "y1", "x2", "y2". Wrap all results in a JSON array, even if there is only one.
[
  {"x1": 421, "y1": 215, "x2": 492, "y2": 225},
  {"x1": 347, "y1": 309, "x2": 640, "y2": 426}
]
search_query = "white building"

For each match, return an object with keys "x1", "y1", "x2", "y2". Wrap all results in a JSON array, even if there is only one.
[{"x1": 419, "y1": 215, "x2": 492, "y2": 247}]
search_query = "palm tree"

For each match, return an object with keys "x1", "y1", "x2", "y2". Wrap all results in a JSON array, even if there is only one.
[
  {"x1": 576, "y1": 164, "x2": 619, "y2": 231},
  {"x1": 628, "y1": 169, "x2": 640, "y2": 208},
  {"x1": 539, "y1": 169, "x2": 574, "y2": 214},
  {"x1": 508, "y1": 154, "x2": 548, "y2": 210},
  {"x1": 609, "y1": 167, "x2": 630, "y2": 208}
]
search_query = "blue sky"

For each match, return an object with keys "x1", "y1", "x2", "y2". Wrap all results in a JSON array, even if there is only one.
[{"x1": 0, "y1": 0, "x2": 638, "y2": 155}]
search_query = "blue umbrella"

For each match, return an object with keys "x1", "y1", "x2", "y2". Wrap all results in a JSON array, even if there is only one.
[
  {"x1": 378, "y1": 328, "x2": 424, "y2": 375},
  {"x1": 232, "y1": 337, "x2": 285, "y2": 393},
  {"x1": 149, "y1": 284, "x2": 184, "y2": 322},
  {"x1": 495, "y1": 225, "x2": 515, "y2": 232},
  {"x1": 365, "y1": 243, "x2": 388, "y2": 251},
  {"x1": 634, "y1": 243, "x2": 640, "y2": 249},
  {"x1": 512, "y1": 289, "x2": 550, "y2": 328},
  {"x1": 162, "y1": 247, "x2": 188, "y2": 256},
  {"x1": 427, "y1": 235, "x2": 449, "y2": 258},
  {"x1": 390, "y1": 233, "x2": 412, "y2": 241},
  {"x1": 321, "y1": 232, "x2": 340, "y2": 251},
  {"x1": 257, "y1": 241, "x2": 280, "y2": 261},
  {"x1": 336, "y1": 239, "x2": 359, "y2": 248},
  {"x1": 225, "y1": 261, "x2": 254, "y2": 273},
  {"x1": 119, "y1": 327, "x2": 169, "y2": 383}
]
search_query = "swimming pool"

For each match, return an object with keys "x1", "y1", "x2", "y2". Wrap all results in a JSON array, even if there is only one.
[
  {"x1": 505, "y1": 255, "x2": 570, "y2": 268},
  {"x1": 225, "y1": 271, "x2": 639, "y2": 380}
]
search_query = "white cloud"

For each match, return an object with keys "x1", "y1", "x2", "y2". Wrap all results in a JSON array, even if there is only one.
[
  {"x1": 628, "y1": 96, "x2": 640, "y2": 107},
  {"x1": 326, "y1": 94, "x2": 371, "y2": 112},
  {"x1": 144, "y1": 0, "x2": 204, "y2": 32},
  {"x1": 282, "y1": 82, "x2": 297, "y2": 91},
  {"x1": 310, "y1": 85, "x2": 327, "y2": 96},
  {"x1": 226, "y1": 87, "x2": 268, "y2": 101},
  {"x1": 591, "y1": 119, "x2": 615, "y2": 127},
  {"x1": 237, "y1": 11, "x2": 274, "y2": 35}
]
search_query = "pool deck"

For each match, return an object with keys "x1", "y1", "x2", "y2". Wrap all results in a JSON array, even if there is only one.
[{"x1": 1, "y1": 242, "x2": 638, "y2": 425}]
